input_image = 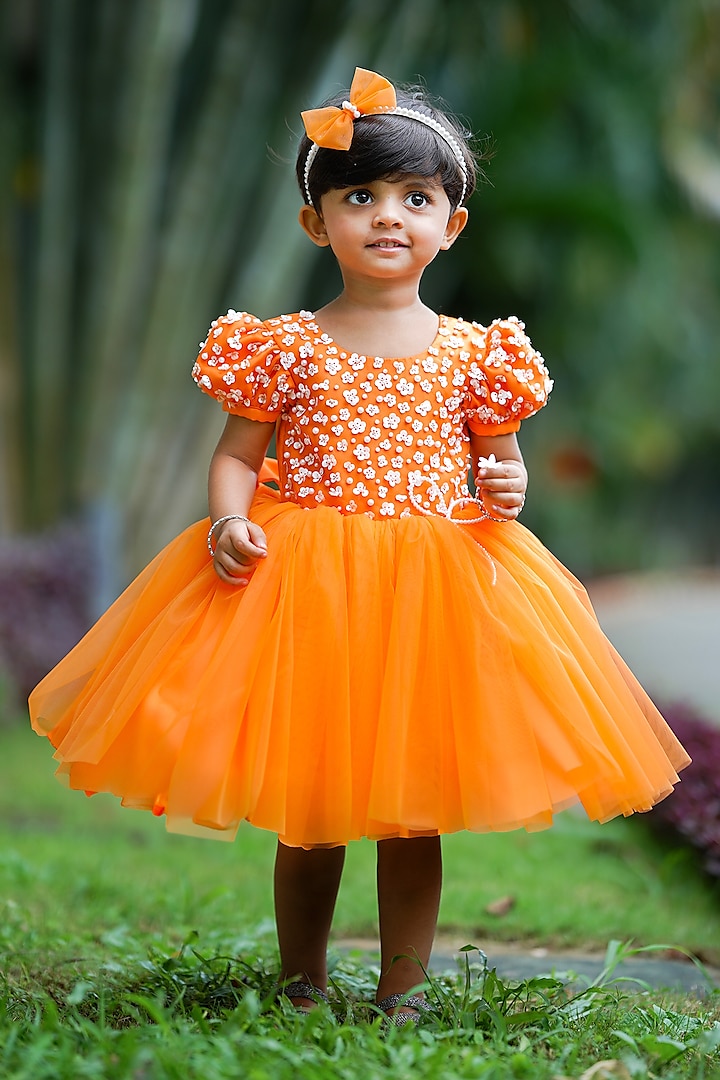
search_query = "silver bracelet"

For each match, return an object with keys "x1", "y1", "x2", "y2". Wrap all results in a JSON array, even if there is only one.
[{"x1": 207, "y1": 514, "x2": 251, "y2": 556}]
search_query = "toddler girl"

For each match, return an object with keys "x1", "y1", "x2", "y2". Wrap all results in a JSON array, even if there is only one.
[{"x1": 30, "y1": 68, "x2": 689, "y2": 1023}]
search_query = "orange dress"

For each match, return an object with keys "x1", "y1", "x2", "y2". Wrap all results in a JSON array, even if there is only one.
[{"x1": 29, "y1": 310, "x2": 690, "y2": 847}]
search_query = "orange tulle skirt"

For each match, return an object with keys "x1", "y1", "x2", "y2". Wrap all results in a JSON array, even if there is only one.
[{"x1": 29, "y1": 479, "x2": 690, "y2": 848}]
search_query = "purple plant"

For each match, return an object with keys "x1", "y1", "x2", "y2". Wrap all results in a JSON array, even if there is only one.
[
  {"x1": 649, "y1": 704, "x2": 720, "y2": 878},
  {"x1": 0, "y1": 521, "x2": 93, "y2": 711}
]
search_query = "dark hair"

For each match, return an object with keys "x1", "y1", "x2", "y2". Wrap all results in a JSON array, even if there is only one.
[{"x1": 296, "y1": 83, "x2": 481, "y2": 212}]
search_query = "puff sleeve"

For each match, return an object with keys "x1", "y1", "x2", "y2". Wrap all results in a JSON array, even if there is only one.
[
  {"x1": 464, "y1": 316, "x2": 553, "y2": 436},
  {"x1": 192, "y1": 309, "x2": 291, "y2": 421}
]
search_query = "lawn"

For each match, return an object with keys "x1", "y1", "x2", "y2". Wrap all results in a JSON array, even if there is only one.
[{"x1": 2, "y1": 722, "x2": 719, "y2": 1078}]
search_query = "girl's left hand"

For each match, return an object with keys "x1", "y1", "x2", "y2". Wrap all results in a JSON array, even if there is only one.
[{"x1": 476, "y1": 455, "x2": 528, "y2": 521}]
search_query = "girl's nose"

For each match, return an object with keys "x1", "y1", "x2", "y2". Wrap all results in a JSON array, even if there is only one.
[{"x1": 372, "y1": 200, "x2": 403, "y2": 227}]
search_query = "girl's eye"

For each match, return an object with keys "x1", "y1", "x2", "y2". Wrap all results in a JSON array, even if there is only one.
[
  {"x1": 406, "y1": 192, "x2": 429, "y2": 208},
  {"x1": 346, "y1": 190, "x2": 373, "y2": 205}
]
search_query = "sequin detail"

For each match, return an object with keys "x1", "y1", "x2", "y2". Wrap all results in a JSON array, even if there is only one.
[{"x1": 192, "y1": 310, "x2": 552, "y2": 521}]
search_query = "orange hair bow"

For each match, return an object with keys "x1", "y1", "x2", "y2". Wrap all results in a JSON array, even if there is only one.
[{"x1": 301, "y1": 67, "x2": 397, "y2": 150}]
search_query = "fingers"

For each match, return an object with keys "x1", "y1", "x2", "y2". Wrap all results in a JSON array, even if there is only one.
[
  {"x1": 212, "y1": 520, "x2": 268, "y2": 586},
  {"x1": 477, "y1": 459, "x2": 526, "y2": 485},
  {"x1": 476, "y1": 460, "x2": 527, "y2": 520}
]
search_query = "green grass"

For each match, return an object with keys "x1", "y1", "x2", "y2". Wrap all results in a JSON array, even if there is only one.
[
  {"x1": 4, "y1": 726, "x2": 719, "y2": 960},
  {"x1": 2, "y1": 935, "x2": 720, "y2": 1079},
  {"x1": 2, "y1": 723, "x2": 720, "y2": 1078}
]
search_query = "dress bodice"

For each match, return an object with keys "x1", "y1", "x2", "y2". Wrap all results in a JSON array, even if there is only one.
[{"x1": 193, "y1": 310, "x2": 552, "y2": 520}]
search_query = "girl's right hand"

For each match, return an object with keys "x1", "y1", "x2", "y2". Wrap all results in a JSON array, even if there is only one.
[{"x1": 212, "y1": 519, "x2": 268, "y2": 586}]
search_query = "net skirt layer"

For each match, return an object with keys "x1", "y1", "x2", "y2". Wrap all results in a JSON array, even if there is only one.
[{"x1": 29, "y1": 485, "x2": 690, "y2": 848}]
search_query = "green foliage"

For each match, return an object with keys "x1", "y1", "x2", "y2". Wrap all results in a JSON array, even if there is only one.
[
  {"x1": 1, "y1": 1, "x2": 719, "y2": 577},
  {"x1": 1, "y1": 937, "x2": 719, "y2": 1079},
  {"x1": 3, "y1": 726, "x2": 720, "y2": 962},
  {"x1": 2, "y1": 727, "x2": 720, "y2": 1076}
]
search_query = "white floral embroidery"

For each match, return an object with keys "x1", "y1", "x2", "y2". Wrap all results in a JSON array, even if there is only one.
[{"x1": 193, "y1": 310, "x2": 550, "y2": 519}]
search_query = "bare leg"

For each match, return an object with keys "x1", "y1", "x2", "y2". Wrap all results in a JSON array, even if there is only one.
[
  {"x1": 274, "y1": 840, "x2": 346, "y2": 1006},
  {"x1": 376, "y1": 836, "x2": 442, "y2": 1013}
]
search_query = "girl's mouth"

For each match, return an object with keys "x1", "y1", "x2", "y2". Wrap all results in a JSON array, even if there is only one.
[{"x1": 369, "y1": 240, "x2": 407, "y2": 249}]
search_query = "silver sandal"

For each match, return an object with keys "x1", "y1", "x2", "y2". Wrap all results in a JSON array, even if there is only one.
[
  {"x1": 377, "y1": 992, "x2": 434, "y2": 1026},
  {"x1": 279, "y1": 980, "x2": 330, "y2": 1014}
]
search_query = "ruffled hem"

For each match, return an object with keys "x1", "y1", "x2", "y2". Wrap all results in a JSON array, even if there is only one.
[{"x1": 29, "y1": 485, "x2": 690, "y2": 847}]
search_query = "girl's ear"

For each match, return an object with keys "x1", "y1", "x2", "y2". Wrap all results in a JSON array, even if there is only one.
[
  {"x1": 298, "y1": 204, "x2": 331, "y2": 247},
  {"x1": 440, "y1": 206, "x2": 469, "y2": 250}
]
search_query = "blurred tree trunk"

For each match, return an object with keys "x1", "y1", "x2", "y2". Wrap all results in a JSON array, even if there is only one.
[
  {"x1": 2, "y1": 0, "x2": 719, "y2": 587},
  {"x1": 2, "y1": 0, "x2": 453, "y2": 580}
]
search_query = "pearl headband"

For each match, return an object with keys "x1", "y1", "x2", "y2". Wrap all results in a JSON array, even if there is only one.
[{"x1": 301, "y1": 67, "x2": 469, "y2": 209}]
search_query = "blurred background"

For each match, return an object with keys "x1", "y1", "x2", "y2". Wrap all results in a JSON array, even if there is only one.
[{"x1": 0, "y1": 0, "x2": 719, "y2": 705}]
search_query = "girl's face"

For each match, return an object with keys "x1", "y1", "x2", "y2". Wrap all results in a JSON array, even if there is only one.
[{"x1": 299, "y1": 175, "x2": 468, "y2": 283}]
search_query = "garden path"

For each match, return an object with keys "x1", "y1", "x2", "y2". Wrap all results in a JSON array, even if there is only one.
[
  {"x1": 587, "y1": 569, "x2": 720, "y2": 726},
  {"x1": 340, "y1": 938, "x2": 719, "y2": 994}
]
